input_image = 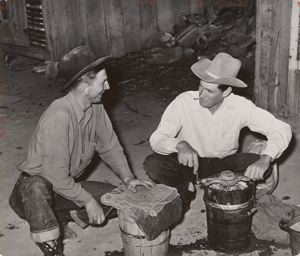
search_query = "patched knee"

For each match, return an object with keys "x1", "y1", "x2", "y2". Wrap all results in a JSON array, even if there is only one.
[{"x1": 26, "y1": 176, "x2": 51, "y2": 194}]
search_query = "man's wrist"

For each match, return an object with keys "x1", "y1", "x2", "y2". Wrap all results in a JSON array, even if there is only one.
[{"x1": 176, "y1": 141, "x2": 187, "y2": 151}]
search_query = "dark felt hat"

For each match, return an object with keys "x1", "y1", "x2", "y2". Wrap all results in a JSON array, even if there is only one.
[{"x1": 58, "y1": 46, "x2": 110, "y2": 89}]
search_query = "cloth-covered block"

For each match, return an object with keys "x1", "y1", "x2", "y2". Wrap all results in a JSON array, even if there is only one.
[{"x1": 101, "y1": 184, "x2": 182, "y2": 240}]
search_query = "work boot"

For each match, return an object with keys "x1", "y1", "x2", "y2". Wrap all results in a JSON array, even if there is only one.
[
  {"x1": 36, "y1": 238, "x2": 64, "y2": 256},
  {"x1": 62, "y1": 224, "x2": 77, "y2": 240}
]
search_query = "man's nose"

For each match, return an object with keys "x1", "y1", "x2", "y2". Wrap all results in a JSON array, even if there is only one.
[
  {"x1": 104, "y1": 81, "x2": 110, "y2": 90},
  {"x1": 198, "y1": 87, "x2": 204, "y2": 96}
]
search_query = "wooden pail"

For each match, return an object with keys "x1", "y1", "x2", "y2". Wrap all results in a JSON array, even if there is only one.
[{"x1": 118, "y1": 211, "x2": 170, "y2": 256}]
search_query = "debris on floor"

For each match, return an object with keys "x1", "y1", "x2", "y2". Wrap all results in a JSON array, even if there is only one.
[{"x1": 252, "y1": 194, "x2": 300, "y2": 245}]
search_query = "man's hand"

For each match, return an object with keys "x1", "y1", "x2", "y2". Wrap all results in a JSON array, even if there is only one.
[
  {"x1": 124, "y1": 177, "x2": 154, "y2": 193},
  {"x1": 176, "y1": 141, "x2": 199, "y2": 174},
  {"x1": 244, "y1": 155, "x2": 272, "y2": 180},
  {"x1": 85, "y1": 198, "x2": 105, "y2": 225}
]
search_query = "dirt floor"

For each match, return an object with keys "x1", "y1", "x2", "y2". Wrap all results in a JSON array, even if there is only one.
[{"x1": 0, "y1": 50, "x2": 299, "y2": 256}]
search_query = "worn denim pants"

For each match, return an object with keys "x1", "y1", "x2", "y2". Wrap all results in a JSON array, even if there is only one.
[
  {"x1": 143, "y1": 152, "x2": 260, "y2": 206},
  {"x1": 9, "y1": 172, "x2": 116, "y2": 243}
]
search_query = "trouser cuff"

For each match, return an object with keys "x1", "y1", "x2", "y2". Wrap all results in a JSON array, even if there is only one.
[{"x1": 30, "y1": 227, "x2": 60, "y2": 243}]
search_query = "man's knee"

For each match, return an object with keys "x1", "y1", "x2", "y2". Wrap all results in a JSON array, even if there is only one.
[
  {"x1": 144, "y1": 154, "x2": 159, "y2": 172},
  {"x1": 25, "y1": 175, "x2": 52, "y2": 195},
  {"x1": 143, "y1": 153, "x2": 168, "y2": 180}
]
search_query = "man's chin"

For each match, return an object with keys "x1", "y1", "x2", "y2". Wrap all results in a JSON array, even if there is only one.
[
  {"x1": 92, "y1": 98, "x2": 102, "y2": 104},
  {"x1": 199, "y1": 101, "x2": 209, "y2": 108}
]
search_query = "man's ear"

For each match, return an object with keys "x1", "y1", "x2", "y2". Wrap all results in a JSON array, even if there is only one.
[
  {"x1": 78, "y1": 79, "x2": 89, "y2": 95},
  {"x1": 222, "y1": 87, "x2": 232, "y2": 98}
]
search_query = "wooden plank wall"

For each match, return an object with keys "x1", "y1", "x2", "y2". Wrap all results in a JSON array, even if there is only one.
[
  {"x1": 6, "y1": 0, "x2": 28, "y2": 45},
  {"x1": 254, "y1": 0, "x2": 292, "y2": 121},
  {"x1": 43, "y1": 0, "x2": 87, "y2": 60},
  {"x1": 3, "y1": 0, "x2": 204, "y2": 60},
  {"x1": 84, "y1": 0, "x2": 107, "y2": 56},
  {"x1": 47, "y1": 0, "x2": 204, "y2": 60}
]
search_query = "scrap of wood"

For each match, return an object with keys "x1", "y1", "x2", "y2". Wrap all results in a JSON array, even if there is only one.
[
  {"x1": 118, "y1": 78, "x2": 136, "y2": 85},
  {"x1": 124, "y1": 101, "x2": 139, "y2": 113},
  {"x1": 156, "y1": 67, "x2": 175, "y2": 78}
]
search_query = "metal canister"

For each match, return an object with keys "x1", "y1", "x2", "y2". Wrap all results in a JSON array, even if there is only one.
[{"x1": 201, "y1": 171, "x2": 256, "y2": 252}]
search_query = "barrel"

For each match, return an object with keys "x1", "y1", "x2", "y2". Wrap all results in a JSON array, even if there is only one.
[
  {"x1": 202, "y1": 172, "x2": 256, "y2": 252},
  {"x1": 280, "y1": 215, "x2": 300, "y2": 255},
  {"x1": 118, "y1": 211, "x2": 170, "y2": 256},
  {"x1": 289, "y1": 217, "x2": 300, "y2": 256}
]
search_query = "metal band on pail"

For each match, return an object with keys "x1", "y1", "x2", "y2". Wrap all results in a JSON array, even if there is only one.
[
  {"x1": 120, "y1": 227, "x2": 146, "y2": 239},
  {"x1": 203, "y1": 196, "x2": 253, "y2": 211}
]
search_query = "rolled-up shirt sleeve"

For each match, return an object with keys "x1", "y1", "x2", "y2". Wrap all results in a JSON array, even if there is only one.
[
  {"x1": 150, "y1": 100, "x2": 183, "y2": 155},
  {"x1": 95, "y1": 106, "x2": 132, "y2": 178},
  {"x1": 243, "y1": 101, "x2": 292, "y2": 160},
  {"x1": 41, "y1": 110, "x2": 93, "y2": 207}
]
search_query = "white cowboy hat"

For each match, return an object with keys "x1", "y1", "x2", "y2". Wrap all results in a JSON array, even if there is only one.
[{"x1": 191, "y1": 52, "x2": 247, "y2": 88}]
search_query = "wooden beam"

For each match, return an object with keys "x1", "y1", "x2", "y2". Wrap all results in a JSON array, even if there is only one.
[
  {"x1": 255, "y1": 0, "x2": 274, "y2": 111},
  {"x1": 157, "y1": 0, "x2": 175, "y2": 33},
  {"x1": 139, "y1": 0, "x2": 158, "y2": 48},
  {"x1": 84, "y1": 0, "x2": 108, "y2": 57},
  {"x1": 288, "y1": 0, "x2": 300, "y2": 127},
  {"x1": 277, "y1": 0, "x2": 292, "y2": 117},
  {"x1": 105, "y1": 0, "x2": 125, "y2": 57},
  {"x1": 122, "y1": 0, "x2": 142, "y2": 53},
  {"x1": 7, "y1": 0, "x2": 29, "y2": 45}
]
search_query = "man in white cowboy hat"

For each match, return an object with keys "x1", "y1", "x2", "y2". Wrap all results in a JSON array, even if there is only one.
[
  {"x1": 144, "y1": 52, "x2": 292, "y2": 211},
  {"x1": 9, "y1": 46, "x2": 153, "y2": 256}
]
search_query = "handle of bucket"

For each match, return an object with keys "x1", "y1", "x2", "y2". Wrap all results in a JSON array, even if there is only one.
[{"x1": 119, "y1": 227, "x2": 146, "y2": 239}]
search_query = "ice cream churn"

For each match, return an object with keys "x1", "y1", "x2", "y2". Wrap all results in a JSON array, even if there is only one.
[{"x1": 200, "y1": 170, "x2": 257, "y2": 252}]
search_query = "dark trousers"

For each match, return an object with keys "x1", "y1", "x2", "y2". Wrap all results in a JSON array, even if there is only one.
[
  {"x1": 143, "y1": 152, "x2": 260, "y2": 206},
  {"x1": 9, "y1": 172, "x2": 116, "y2": 243}
]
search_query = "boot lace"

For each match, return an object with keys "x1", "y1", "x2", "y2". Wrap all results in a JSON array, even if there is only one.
[{"x1": 37, "y1": 239, "x2": 63, "y2": 256}]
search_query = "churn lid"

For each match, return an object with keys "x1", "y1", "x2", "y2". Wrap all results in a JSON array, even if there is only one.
[{"x1": 200, "y1": 170, "x2": 251, "y2": 191}]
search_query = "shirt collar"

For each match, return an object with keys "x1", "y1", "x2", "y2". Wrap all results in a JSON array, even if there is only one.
[
  {"x1": 221, "y1": 93, "x2": 235, "y2": 110},
  {"x1": 191, "y1": 91, "x2": 235, "y2": 113}
]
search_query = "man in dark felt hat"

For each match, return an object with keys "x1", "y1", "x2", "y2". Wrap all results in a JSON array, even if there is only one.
[
  {"x1": 9, "y1": 46, "x2": 153, "y2": 256},
  {"x1": 144, "y1": 52, "x2": 292, "y2": 211}
]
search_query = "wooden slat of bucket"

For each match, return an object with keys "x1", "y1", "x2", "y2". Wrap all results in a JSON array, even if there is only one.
[
  {"x1": 119, "y1": 212, "x2": 144, "y2": 237},
  {"x1": 118, "y1": 211, "x2": 170, "y2": 256}
]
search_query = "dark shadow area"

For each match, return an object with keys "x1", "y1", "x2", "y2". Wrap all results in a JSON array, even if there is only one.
[{"x1": 104, "y1": 234, "x2": 289, "y2": 256}]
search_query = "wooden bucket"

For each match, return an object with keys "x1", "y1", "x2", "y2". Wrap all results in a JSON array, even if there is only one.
[{"x1": 118, "y1": 211, "x2": 170, "y2": 256}]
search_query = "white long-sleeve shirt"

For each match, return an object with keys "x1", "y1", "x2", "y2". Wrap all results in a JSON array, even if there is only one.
[{"x1": 150, "y1": 91, "x2": 292, "y2": 160}]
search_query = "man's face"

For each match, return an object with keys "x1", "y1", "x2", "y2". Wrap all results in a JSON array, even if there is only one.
[
  {"x1": 85, "y1": 69, "x2": 110, "y2": 104},
  {"x1": 198, "y1": 81, "x2": 225, "y2": 111}
]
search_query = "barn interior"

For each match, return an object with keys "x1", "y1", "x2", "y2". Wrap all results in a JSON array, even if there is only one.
[{"x1": 0, "y1": 0, "x2": 300, "y2": 255}]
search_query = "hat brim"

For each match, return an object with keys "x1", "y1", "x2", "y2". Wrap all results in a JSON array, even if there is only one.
[
  {"x1": 191, "y1": 58, "x2": 247, "y2": 88},
  {"x1": 64, "y1": 56, "x2": 111, "y2": 89}
]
